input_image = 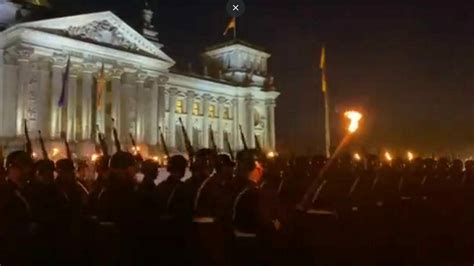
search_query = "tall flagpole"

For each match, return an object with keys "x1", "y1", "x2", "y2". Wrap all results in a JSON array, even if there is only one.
[
  {"x1": 233, "y1": 17, "x2": 237, "y2": 39},
  {"x1": 320, "y1": 45, "x2": 331, "y2": 158}
]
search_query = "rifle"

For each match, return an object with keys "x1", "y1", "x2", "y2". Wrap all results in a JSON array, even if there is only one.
[
  {"x1": 158, "y1": 126, "x2": 170, "y2": 158},
  {"x1": 38, "y1": 130, "x2": 49, "y2": 160},
  {"x1": 24, "y1": 119, "x2": 33, "y2": 157},
  {"x1": 224, "y1": 132, "x2": 234, "y2": 161},
  {"x1": 178, "y1": 117, "x2": 194, "y2": 159},
  {"x1": 96, "y1": 124, "x2": 109, "y2": 157},
  {"x1": 111, "y1": 118, "x2": 121, "y2": 152},
  {"x1": 61, "y1": 131, "x2": 72, "y2": 160},
  {"x1": 129, "y1": 133, "x2": 143, "y2": 161},
  {"x1": 239, "y1": 125, "x2": 248, "y2": 150},
  {"x1": 209, "y1": 125, "x2": 218, "y2": 152}
]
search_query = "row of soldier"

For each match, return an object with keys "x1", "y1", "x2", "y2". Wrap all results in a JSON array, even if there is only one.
[{"x1": 2, "y1": 118, "x2": 474, "y2": 265}]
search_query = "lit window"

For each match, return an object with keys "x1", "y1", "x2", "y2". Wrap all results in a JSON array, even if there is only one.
[
  {"x1": 176, "y1": 100, "x2": 184, "y2": 113},
  {"x1": 209, "y1": 105, "x2": 216, "y2": 118},
  {"x1": 223, "y1": 107, "x2": 230, "y2": 119},
  {"x1": 192, "y1": 102, "x2": 200, "y2": 115}
]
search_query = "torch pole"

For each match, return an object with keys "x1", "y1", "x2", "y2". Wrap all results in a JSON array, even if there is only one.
[{"x1": 324, "y1": 89, "x2": 331, "y2": 158}]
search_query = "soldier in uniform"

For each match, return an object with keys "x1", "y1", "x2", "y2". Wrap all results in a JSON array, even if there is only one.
[
  {"x1": 189, "y1": 151, "x2": 234, "y2": 266},
  {"x1": 136, "y1": 159, "x2": 160, "y2": 264},
  {"x1": 25, "y1": 159, "x2": 66, "y2": 264},
  {"x1": 154, "y1": 154, "x2": 190, "y2": 266},
  {"x1": 231, "y1": 149, "x2": 280, "y2": 266},
  {"x1": 0, "y1": 150, "x2": 35, "y2": 265},
  {"x1": 95, "y1": 151, "x2": 140, "y2": 265}
]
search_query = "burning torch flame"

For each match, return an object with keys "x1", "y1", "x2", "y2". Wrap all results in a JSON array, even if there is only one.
[
  {"x1": 384, "y1": 151, "x2": 393, "y2": 162},
  {"x1": 52, "y1": 148, "x2": 59, "y2": 157},
  {"x1": 354, "y1": 153, "x2": 361, "y2": 161},
  {"x1": 91, "y1": 153, "x2": 99, "y2": 162},
  {"x1": 344, "y1": 111, "x2": 362, "y2": 133},
  {"x1": 152, "y1": 156, "x2": 160, "y2": 162},
  {"x1": 267, "y1": 151, "x2": 276, "y2": 159},
  {"x1": 407, "y1": 151, "x2": 414, "y2": 161}
]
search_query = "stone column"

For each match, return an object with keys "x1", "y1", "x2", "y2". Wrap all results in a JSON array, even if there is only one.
[
  {"x1": 168, "y1": 88, "x2": 178, "y2": 147},
  {"x1": 16, "y1": 48, "x2": 33, "y2": 136},
  {"x1": 136, "y1": 72, "x2": 147, "y2": 142},
  {"x1": 81, "y1": 63, "x2": 94, "y2": 140},
  {"x1": 246, "y1": 97, "x2": 256, "y2": 148},
  {"x1": 66, "y1": 67, "x2": 79, "y2": 141},
  {"x1": 37, "y1": 60, "x2": 51, "y2": 135},
  {"x1": 185, "y1": 91, "x2": 196, "y2": 144},
  {"x1": 3, "y1": 51, "x2": 19, "y2": 137},
  {"x1": 148, "y1": 78, "x2": 159, "y2": 145},
  {"x1": 157, "y1": 75, "x2": 168, "y2": 135},
  {"x1": 232, "y1": 98, "x2": 239, "y2": 149},
  {"x1": 95, "y1": 68, "x2": 107, "y2": 138},
  {"x1": 266, "y1": 99, "x2": 276, "y2": 150},
  {"x1": 51, "y1": 55, "x2": 67, "y2": 138},
  {"x1": 202, "y1": 94, "x2": 212, "y2": 148},
  {"x1": 111, "y1": 68, "x2": 124, "y2": 140},
  {"x1": 217, "y1": 96, "x2": 226, "y2": 149}
]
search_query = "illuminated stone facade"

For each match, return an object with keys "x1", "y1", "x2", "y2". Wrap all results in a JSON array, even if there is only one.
[{"x1": 0, "y1": 11, "x2": 279, "y2": 158}]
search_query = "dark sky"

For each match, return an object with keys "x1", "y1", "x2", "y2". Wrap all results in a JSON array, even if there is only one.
[{"x1": 49, "y1": 0, "x2": 474, "y2": 156}]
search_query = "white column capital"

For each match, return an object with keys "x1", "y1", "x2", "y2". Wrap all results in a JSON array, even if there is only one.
[
  {"x1": 15, "y1": 47, "x2": 34, "y2": 62},
  {"x1": 111, "y1": 67, "x2": 125, "y2": 79},
  {"x1": 51, "y1": 54, "x2": 68, "y2": 67},
  {"x1": 82, "y1": 62, "x2": 97, "y2": 73},
  {"x1": 186, "y1": 90, "x2": 197, "y2": 98},
  {"x1": 202, "y1": 93, "x2": 213, "y2": 101},
  {"x1": 136, "y1": 71, "x2": 148, "y2": 82},
  {"x1": 157, "y1": 74, "x2": 169, "y2": 84},
  {"x1": 168, "y1": 87, "x2": 179, "y2": 96},
  {"x1": 217, "y1": 96, "x2": 227, "y2": 104}
]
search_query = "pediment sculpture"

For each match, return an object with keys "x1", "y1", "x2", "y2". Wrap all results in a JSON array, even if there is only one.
[{"x1": 66, "y1": 20, "x2": 139, "y2": 52}]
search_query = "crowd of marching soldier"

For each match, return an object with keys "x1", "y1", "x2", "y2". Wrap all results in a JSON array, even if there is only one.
[{"x1": 3, "y1": 146, "x2": 474, "y2": 265}]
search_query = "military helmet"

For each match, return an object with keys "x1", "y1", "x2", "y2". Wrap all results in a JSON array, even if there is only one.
[
  {"x1": 56, "y1": 158, "x2": 75, "y2": 172},
  {"x1": 167, "y1": 155, "x2": 188, "y2": 173},
  {"x1": 217, "y1": 154, "x2": 236, "y2": 168},
  {"x1": 142, "y1": 159, "x2": 159, "y2": 175},
  {"x1": 109, "y1": 151, "x2": 135, "y2": 170},
  {"x1": 36, "y1": 159, "x2": 55, "y2": 173},
  {"x1": 6, "y1": 150, "x2": 34, "y2": 169},
  {"x1": 236, "y1": 149, "x2": 262, "y2": 173}
]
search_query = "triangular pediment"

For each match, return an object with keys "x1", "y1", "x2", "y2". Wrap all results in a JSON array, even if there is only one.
[{"x1": 13, "y1": 11, "x2": 174, "y2": 64}]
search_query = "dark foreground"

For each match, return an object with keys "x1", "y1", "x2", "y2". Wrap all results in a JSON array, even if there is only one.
[{"x1": 1, "y1": 149, "x2": 474, "y2": 266}]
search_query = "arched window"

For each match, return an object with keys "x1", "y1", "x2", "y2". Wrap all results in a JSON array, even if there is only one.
[
  {"x1": 176, "y1": 99, "x2": 184, "y2": 114},
  {"x1": 192, "y1": 102, "x2": 200, "y2": 116},
  {"x1": 209, "y1": 104, "x2": 216, "y2": 118}
]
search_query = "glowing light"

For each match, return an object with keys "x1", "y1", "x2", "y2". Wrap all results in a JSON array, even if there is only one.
[
  {"x1": 384, "y1": 151, "x2": 393, "y2": 162},
  {"x1": 91, "y1": 154, "x2": 99, "y2": 162},
  {"x1": 354, "y1": 153, "x2": 361, "y2": 161},
  {"x1": 267, "y1": 151, "x2": 276, "y2": 158},
  {"x1": 152, "y1": 156, "x2": 160, "y2": 162},
  {"x1": 344, "y1": 110, "x2": 363, "y2": 133},
  {"x1": 52, "y1": 148, "x2": 59, "y2": 157},
  {"x1": 407, "y1": 151, "x2": 414, "y2": 161},
  {"x1": 32, "y1": 152, "x2": 37, "y2": 158}
]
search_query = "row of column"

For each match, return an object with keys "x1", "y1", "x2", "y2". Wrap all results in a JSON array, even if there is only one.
[{"x1": 164, "y1": 91, "x2": 277, "y2": 151}]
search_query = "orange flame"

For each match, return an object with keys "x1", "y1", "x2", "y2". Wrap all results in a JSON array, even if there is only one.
[{"x1": 344, "y1": 110, "x2": 362, "y2": 133}]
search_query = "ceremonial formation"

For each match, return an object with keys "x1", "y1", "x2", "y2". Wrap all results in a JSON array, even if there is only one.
[
  {"x1": 1, "y1": 1, "x2": 474, "y2": 266},
  {"x1": 2, "y1": 120, "x2": 474, "y2": 265}
]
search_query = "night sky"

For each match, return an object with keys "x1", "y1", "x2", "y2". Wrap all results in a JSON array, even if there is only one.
[{"x1": 48, "y1": 0, "x2": 474, "y2": 156}]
